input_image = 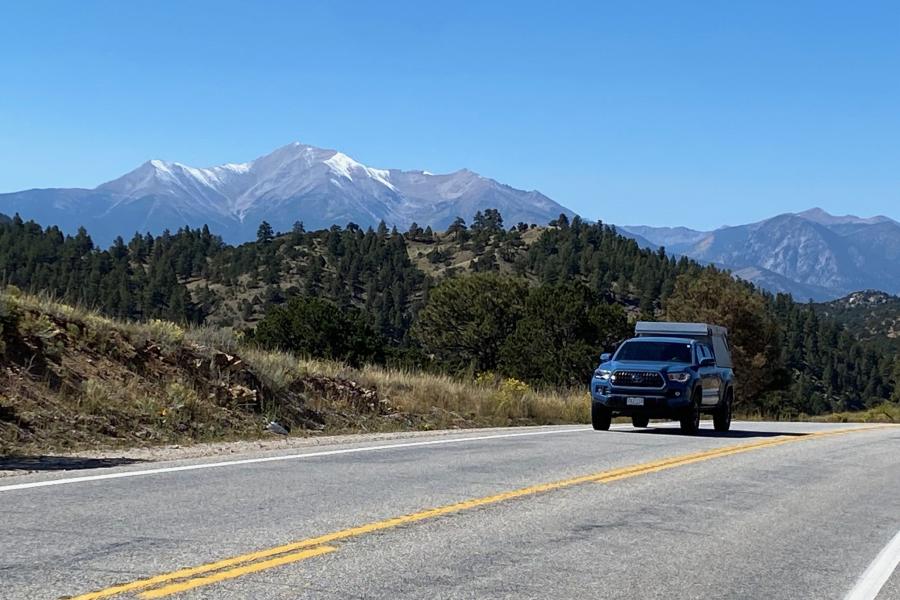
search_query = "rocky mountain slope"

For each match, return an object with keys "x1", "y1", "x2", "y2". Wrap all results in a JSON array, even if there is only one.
[
  {"x1": 621, "y1": 209, "x2": 900, "y2": 300},
  {"x1": 813, "y1": 290, "x2": 900, "y2": 350},
  {"x1": 0, "y1": 142, "x2": 573, "y2": 245}
]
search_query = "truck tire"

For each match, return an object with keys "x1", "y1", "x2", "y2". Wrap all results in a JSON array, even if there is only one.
[
  {"x1": 713, "y1": 389, "x2": 733, "y2": 432},
  {"x1": 592, "y1": 404, "x2": 612, "y2": 431},
  {"x1": 632, "y1": 415, "x2": 649, "y2": 428},
  {"x1": 680, "y1": 392, "x2": 701, "y2": 434}
]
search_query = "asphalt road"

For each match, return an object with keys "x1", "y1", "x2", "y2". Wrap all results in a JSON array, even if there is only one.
[{"x1": 1, "y1": 421, "x2": 898, "y2": 600}]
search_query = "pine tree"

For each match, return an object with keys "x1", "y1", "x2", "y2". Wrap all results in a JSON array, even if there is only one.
[
  {"x1": 446, "y1": 217, "x2": 468, "y2": 241},
  {"x1": 257, "y1": 221, "x2": 274, "y2": 244}
]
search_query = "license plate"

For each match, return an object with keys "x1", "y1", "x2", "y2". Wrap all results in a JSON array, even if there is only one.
[{"x1": 626, "y1": 397, "x2": 644, "y2": 406}]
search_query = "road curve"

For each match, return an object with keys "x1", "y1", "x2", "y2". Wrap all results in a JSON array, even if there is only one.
[{"x1": 0, "y1": 421, "x2": 897, "y2": 599}]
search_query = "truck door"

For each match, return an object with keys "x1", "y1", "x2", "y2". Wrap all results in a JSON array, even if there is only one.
[{"x1": 698, "y1": 344, "x2": 721, "y2": 406}]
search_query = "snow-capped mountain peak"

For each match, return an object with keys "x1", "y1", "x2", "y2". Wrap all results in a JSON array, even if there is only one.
[
  {"x1": 0, "y1": 141, "x2": 573, "y2": 244},
  {"x1": 323, "y1": 151, "x2": 395, "y2": 190}
]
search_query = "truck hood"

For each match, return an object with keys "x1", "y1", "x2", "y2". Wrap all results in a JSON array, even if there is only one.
[{"x1": 597, "y1": 360, "x2": 691, "y2": 374}]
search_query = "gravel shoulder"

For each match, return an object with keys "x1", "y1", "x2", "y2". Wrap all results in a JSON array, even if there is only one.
[{"x1": 0, "y1": 424, "x2": 577, "y2": 477}]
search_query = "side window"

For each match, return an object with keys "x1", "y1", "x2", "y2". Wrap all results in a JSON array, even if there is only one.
[{"x1": 698, "y1": 344, "x2": 712, "y2": 363}]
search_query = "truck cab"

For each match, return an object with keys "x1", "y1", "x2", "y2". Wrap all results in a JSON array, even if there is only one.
[{"x1": 590, "y1": 322, "x2": 735, "y2": 434}]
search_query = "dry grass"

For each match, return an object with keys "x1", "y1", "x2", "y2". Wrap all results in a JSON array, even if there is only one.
[
  {"x1": 185, "y1": 323, "x2": 243, "y2": 354},
  {"x1": 813, "y1": 402, "x2": 900, "y2": 423},
  {"x1": 185, "y1": 342, "x2": 590, "y2": 429},
  {"x1": 1, "y1": 290, "x2": 269, "y2": 453},
  {"x1": 293, "y1": 360, "x2": 589, "y2": 428},
  {"x1": 238, "y1": 350, "x2": 590, "y2": 429},
  {"x1": 241, "y1": 347, "x2": 302, "y2": 392}
]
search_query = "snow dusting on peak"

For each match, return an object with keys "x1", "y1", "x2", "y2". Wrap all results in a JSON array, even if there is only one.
[
  {"x1": 172, "y1": 163, "x2": 208, "y2": 185},
  {"x1": 149, "y1": 159, "x2": 173, "y2": 174},
  {"x1": 220, "y1": 162, "x2": 251, "y2": 174},
  {"x1": 366, "y1": 167, "x2": 395, "y2": 190},
  {"x1": 324, "y1": 152, "x2": 362, "y2": 180},
  {"x1": 324, "y1": 151, "x2": 395, "y2": 190}
]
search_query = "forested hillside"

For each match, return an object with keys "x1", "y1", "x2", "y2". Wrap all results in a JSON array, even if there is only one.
[
  {"x1": 1, "y1": 210, "x2": 897, "y2": 417},
  {"x1": 814, "y1": 291, "x2": 900, "y2": 351}
]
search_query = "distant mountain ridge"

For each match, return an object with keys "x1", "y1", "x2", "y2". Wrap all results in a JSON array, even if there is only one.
[
  {"x1": 0, "y1": 142, "x2": 573, "y2": 245},
  {"x1": 620, "y1": 209, "x2": 900, "y2": 301}
]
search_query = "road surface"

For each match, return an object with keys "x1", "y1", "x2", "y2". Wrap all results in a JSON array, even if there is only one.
[{"x1": 0, "y1": 421, "x2": 897, "y2": 599}]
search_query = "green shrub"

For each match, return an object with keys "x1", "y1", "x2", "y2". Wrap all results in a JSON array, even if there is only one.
[
  {"x1": 0, "y1": 294, "x2": 21, "y2": 355},
  {"x1": 499, "y1": 283, "x2": 629, "y2": 387},
  {"x1": 252, "y1": 297, "x2": 384, "y2": 366},
  {"x1": 413, "y1": 274, "x2": 527, "y2": 372}
]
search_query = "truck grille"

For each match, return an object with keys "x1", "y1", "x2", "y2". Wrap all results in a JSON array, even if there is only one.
[{"x1": 612, "y1": 370, "x2": 664, "y2": 388}]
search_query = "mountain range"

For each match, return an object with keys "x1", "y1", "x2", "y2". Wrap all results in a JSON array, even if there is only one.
[
  {"x1": 1, "y1": 142, "x2": 898, "y2": 301},
  {"x1": 0, "y1": 142, "x2": 572, "y2": 245},
  {"x1": 620, "y1": 208, "x2": 900, "y2": 301}
]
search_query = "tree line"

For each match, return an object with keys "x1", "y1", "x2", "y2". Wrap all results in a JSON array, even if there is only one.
[{"x1": 0, "y1": 216, "x2": 218, "y2": 323}]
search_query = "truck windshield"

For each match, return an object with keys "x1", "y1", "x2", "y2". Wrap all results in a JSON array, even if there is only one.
[{"x1": 615, "y1": 341, "x2": 693, "y2": 363}]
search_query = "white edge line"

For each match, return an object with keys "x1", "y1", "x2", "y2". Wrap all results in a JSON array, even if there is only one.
[
  {"x1": 0, "y1": 426, "x2": 611, "y2": 492},
  {"x1": 844, "y1": 528, "x2": 900, "y2": 600}
]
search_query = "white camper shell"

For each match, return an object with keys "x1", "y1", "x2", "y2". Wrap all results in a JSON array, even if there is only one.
[{"x1": 634, "y1": 321, "x2": 733, "y2": 369}]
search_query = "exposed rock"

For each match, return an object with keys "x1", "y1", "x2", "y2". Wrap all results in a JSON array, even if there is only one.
[{"x1": 0, "y1": 298, "x2": 394, "y2": 454}]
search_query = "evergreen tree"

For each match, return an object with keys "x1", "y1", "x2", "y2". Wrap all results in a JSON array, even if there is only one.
[
  {"x1": 257, "y1": 221, "x2": 274, "y2": 244},
  {"x1": 446, "y1": 217, "x2": 468, "y2": 241},
  {"x1": 413, "y1": 274, "x2": 527, "y2": 372},
  {"x1": 499, "y1": 283, "x2": 629, "y2": 387},
  {"x1": 253, "y1": 296, "x2": 384, "y2": 366}
]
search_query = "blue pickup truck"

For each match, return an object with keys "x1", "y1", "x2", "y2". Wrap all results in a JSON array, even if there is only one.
[{"x1": 590, "y1": 322, "x2": 735, "y2": 434}]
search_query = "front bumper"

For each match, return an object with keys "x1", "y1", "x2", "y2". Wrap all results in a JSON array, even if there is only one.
[{"x1": 591, "y1": 381, "x2": 691, "y2": 417}]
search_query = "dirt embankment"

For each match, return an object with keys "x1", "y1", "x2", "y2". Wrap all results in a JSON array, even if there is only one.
[{"x1": 0, "y1": 295, "x2": 419, "y2": 455}]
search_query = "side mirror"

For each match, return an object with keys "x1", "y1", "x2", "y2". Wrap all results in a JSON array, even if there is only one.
[
  {"x1": 600, "y1": 353, "x2": 611, "y2": 363},
  {"x1": 699, "y1": 357, "x2": 716, "y2": 367}
]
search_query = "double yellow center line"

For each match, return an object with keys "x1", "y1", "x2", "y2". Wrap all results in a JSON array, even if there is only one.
[{"x1": 71, "y1": 425, "x2": 889, "y2": 599}]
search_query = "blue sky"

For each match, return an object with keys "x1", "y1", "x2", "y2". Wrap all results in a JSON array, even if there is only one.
[{"x1": 1, "y1": 0, "x2": 898, "y2": 229}]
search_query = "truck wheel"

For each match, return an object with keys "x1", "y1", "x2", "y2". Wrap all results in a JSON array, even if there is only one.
[
  {"x1": 713, "y1": 390, "x2": 733, "y2": 432},
  {"x1": 631, "y1": 415, "x2": 649, "y2": 428},
  {"x1": 680, "y1": 392, "x2": 701, "y2": 434},
  {"x1": 592, "y1": 404, "x2": 612, "y2": 431}
]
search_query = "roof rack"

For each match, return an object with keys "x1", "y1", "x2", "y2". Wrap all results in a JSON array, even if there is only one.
[{"x1": 634, "y1": 321, "x2": 729, "y2": 337}]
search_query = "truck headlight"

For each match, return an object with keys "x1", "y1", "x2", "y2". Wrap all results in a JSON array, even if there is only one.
[
  {"x1": 594, "y1": 369, "x2": 611, "y2": 381},
  {"x1": 667, "y1": 372, "x2": 690, "y2": 383}
]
